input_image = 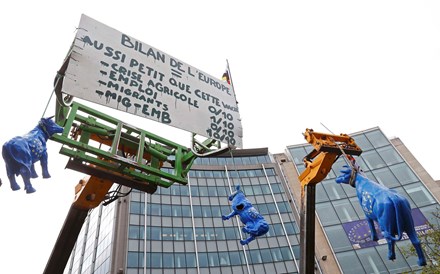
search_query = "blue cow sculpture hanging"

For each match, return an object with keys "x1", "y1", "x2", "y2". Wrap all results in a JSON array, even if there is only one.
[
  {"x1": 222, "y1": 185, "x2": 269, "y2": 245},
  {"x1": 336, "y1": 164, "x2": 427, "y2": 266},
  {"x1": 2, "y1": 117, "x2": 63, "y2": 193}
]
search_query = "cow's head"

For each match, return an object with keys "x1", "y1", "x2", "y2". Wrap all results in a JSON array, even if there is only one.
[
  {"x1": 229, "y1": 185, "x2": 252, "y2": 212},
  {"x1": 336, "y1": 165, "x2": 357, "y2": 187},
  {"x1": 39, "y1": 116, "x2": 64, "y2": 137}
]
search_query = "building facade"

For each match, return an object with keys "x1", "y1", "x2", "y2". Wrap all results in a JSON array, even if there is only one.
[{"x1": 63, "y1": 127, "x2": 439, "y2": 274}]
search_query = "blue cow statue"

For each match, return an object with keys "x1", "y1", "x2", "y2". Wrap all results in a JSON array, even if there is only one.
[
  {"x1": 336, "y1": 164, "x2": 427, "y2": 266},
  {"x1": 222, "y1": 185, "x2": 269, "y2": 245},
  {"x1": 2, "y1": 117, "x2": 63, "y2": 193}
]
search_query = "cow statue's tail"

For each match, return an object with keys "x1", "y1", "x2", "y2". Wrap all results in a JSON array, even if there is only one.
[{"x1": 384, "y1": 193, "x2": 412, "y2": 242}]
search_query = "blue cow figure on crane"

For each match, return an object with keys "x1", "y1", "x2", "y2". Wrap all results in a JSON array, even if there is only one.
[
  {"x1": 222, "y1": 185, "x2": 269, "y2": 245},
  {"x1": 336, "y1": 157, "x2": 426, "y2": 266},
  {"x1": 2, "y1": 117, "x2": 63, "y2": 193}
]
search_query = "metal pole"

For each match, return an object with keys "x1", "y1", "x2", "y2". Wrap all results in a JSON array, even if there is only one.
[{"x1": 299, "y1": 184, "x2": 316, "y2": 274}]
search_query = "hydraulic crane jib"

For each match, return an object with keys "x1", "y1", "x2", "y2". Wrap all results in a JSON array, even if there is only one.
[{"x1": 52, "y1": 101, "x2": 218, "y2": 194}]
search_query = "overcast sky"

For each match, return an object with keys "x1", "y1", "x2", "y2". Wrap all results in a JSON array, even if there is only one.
[{"x1": 1, "y1": 1, "x2": 439, "y2": 273}]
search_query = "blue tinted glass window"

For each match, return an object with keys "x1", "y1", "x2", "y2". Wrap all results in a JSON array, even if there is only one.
[
  {"x1": 365, "y1": 130, "x2": 389, "y2": 148},
  {"x1": 150, "y1": 226, "x2": 161, "y2": 240},
  {"x1": 336, "y1": 251, "x2": 364, "y2": 274},
  {"x1": 375, "y1": 244, "x2": 409, "y2": 272},
  {"x1": 265, "y1": 168, "x2": 276, "y2": 176},
  {"x1": 260, "y1": 248, "x2": 273, "y2": 263},
  {"x1": 208, "y1": 252, "x2": 219, "y2": 266},
  {"x1": 186, "y1": 253, "x2": 196, "y2": 267},
  {"x1": 174, "y1": 253, "x2": 186, "y2": 268},
  {"x1": 284, "y1": 222, "x2": 298, "y2": 234},
  {"x1": 280, "y1": 246, "x2": 293, "y2": 260},
  {"x1": 233, "y1": 157, "x2": 243, "y2": 165},
  {"x1": 151, "y1": 253, "x2": 162, "y2": 267},
  {"x1": 271, "y1": 248, "x2": 283, "y2": 261},
  {"x1": 372, "y1": 167, "x2": 400, "y2": 188},
  {"x1": 324, "y1": 225, "x2": 352, "y2": 252},
  {"x1": 225, "y1": 227, "x2": 238, "y2": 240},
  {"x1": 404, "y1": 182, "x2": 436, "y2": 207},
  {"x1": 390, "y1": 163, "x2": 418, "y2": 185},
  {"x1": 250, "y1": 156, "x2": 259, "y2": 164},
  {"x1": 322, "y1": 180, "x2": 347, "y2": 200},
  {"x1": 127, "y1": 252, "x2": 140, "y2": 267},
  {"x1": 218, "y1": 252, "x2": 230, "y2": 266},
  {"x1": 162, "y1": 204, "x2": 171, "y2": 216},
  {"x1": 352, "y1": 134, "x2": 374, "y2": 151},
  {"x1": 184, "y1": 227, "x2": 194, "y2": 240},
  {"x1": 229, "y1": 251, "x2": 243, "y2": 265},
  {"x1": 255, "y1": 169, "x2": 264, "y2": 177},
  {"x1": 249, "y1": 249, "x2": 263, "y2": 264},
  {"x1": 163, "y1": 252, "x2": 174, "y2": 268},
  {"x1": 316, "y1": 202, "x2": 339, "y2": 226},
  {"x1": 267, "y1": 203, "x2": 277, "y2": 214},
  {"x1": 217, "y1": 157, "x2": 226, "y2": 165},
  {"x1": 316, "y1": 183, "x2": 329, "y2": 203},
  {"x1": 130, "y1": 201, "x2": 143, "y2": 214},
  {"x1": 258, "y1": 203, "x2": 269, "y2": 215},
  {"x1": 198, "y1": 253, "x2": 209, "y2": 267},
  {"x1": 215, "y1": 227, "x2": 226, "y2": 240},
  {"x1": 332, "y1": 199, "x2": 359, "y2": 223},
  {"x1": 288, "y1": 146, "x2": 308, "y2": 165},
  {"x1": 162, "y1": 227, "x2": 173, "y2": 240},
  {"x1": 377, "y1": 146, "x2": 403, "y2": 165},
  {"x1": 362, "y1": 150, "x2": 386, "y2": 169}
]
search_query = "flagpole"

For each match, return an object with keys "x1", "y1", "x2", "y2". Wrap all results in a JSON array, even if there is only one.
[{"x1": 226, "y1": 59, "x2": 238, "y2": 103}]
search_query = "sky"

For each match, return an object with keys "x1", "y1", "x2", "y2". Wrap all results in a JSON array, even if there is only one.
[{"x1": 1, "y1": 1, "x2": 439, "y2": 273}]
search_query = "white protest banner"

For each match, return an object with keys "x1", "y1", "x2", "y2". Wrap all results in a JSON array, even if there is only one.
[{"x1": 62, "y1": 14, "x2": 243, "y2": 148}]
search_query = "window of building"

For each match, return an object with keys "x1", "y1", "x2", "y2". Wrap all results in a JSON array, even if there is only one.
[
  {"x1": 404, "y1": 182, "x2": 436, "y2": 207},
  {"x1": 361, "y1": 150, "x2": 386, "y2": 169},
  {"x1": 332, "y1": 199, "x2": 359, "y2": 223},
  {"x1": 389, "y1": 163, "x2": 419, "y2": 185},
  {"x1": 174, "y1": 253, "x2": 186, "y2": 268},
  {"x1": 322, "y1": 180, "x2": 347, "y2": 200},
  {"x1": 375, "y1": 244, "x2": 409, "y2": 273},
  {"x1": 288, "y1": 146, "x2": 308, "y2": 165},
  {"x1": 186, "y1": 253, "x2": 197, "y2": 268},
  {"x1": 316, "y1": 202, "x2": 339, "y2": 226},
  {"x1": 355, "y1": 247, "x2": 387, "y2": 273},
  {"x1": 365, "y1": 130, "x2": 389, "y2": 148},
  {"x1": 249, "y1": 249, "x2": 263, "y2": 264},
  {"x1": 229, "y1": 251, "x2": 244, "y2": 265},
  {"x1": 198, "y1": 252, "x2": 209, "y2": 267},
  {"x1": 377, "y1": 146, "x2": 403, "y2": 165},
  {"x1": 316, "y1": 184, "x2": 330, "y2": 203},
  {"x1": 335, "y1": 251, "x2": 365, "y2": 274},
  {"x1": 324, "y1": 225, "x2": 353, "y2": 252},
  {"x1": 372, "y1": 167, "x2": 400, "y2": 188},
  {"x1": 218, "y1": 251, "x2": 231, "y2": 266},
  {"x1": 151, "y1": 253, "x2": 162, "y2": 268},
  {"x1": 353, "y1": 134, "x2": 374, "y2": 151}
]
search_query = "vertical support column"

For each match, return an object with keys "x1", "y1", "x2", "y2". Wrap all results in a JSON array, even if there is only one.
[{"x1": 299, "y1": 184, "x2": 316, "y2": 274}]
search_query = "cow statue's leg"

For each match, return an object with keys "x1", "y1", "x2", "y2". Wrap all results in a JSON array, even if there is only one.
[
  {"x1": 240, "y1": 234, "x2": 255, "y2": 245},
  {"x1": 222, "y1": 211, "x2": 237, "y2": 221},
  {"x1": 406, "y1": 228, "x2": 427, "y2": 266},
  {"x1": 40, "y1": 151, "x2": 51, "y2": 178},
  {"x1": 5, "y1": 165, "x2": 21, "y2": 191},
  {"x1": 19, "y1": 166, "x2": 36, "y2": 194},
  {"x1": 366, "y1": 217, "x2": 379, "y2": 241},
  {"x1": 385, "y1": 237, "x2": 396, "y2": 260},
  {"x1": 30, "y1": 164, "x2": 38, "y2": 178}
]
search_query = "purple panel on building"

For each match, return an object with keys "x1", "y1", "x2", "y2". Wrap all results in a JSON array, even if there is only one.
[{"x1": 342, "y1": 208, "x2": 431, "y2": 249}]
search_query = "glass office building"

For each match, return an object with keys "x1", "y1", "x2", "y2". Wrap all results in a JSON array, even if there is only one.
[
  {"x1": 63, "y1": 127, "x2": 439, "y2": 274},
  {"x1": 65, "y1": 148, "x2": 301, "y2": 274},
  {"x1": 285, "y1": 127, "x2": 439, "y2": 274}
]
